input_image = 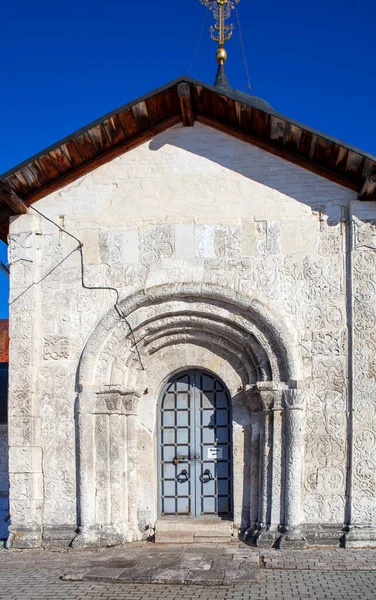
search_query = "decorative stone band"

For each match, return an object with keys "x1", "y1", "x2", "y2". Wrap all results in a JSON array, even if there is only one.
[{"x1": 94, "y1": 386, "x2": 141, "y2": 416}]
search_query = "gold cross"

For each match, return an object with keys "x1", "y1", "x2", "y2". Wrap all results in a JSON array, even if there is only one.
[{"x1": 199, "y1": 0, "x2": 240, "y2": 63}]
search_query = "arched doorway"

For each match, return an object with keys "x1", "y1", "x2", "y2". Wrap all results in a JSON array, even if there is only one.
[
  {"x1": 75, "y1": 284, "x2": 303, "y2": 547},
  {"x1": 158, "y1": 370, "x2": 232, "y2": 519}
]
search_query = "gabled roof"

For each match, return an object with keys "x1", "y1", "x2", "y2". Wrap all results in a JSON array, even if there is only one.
[{"x1": 0, "y1": 75, "x2": 375, "y2": 242}]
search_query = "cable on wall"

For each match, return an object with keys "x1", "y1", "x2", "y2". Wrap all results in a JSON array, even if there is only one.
[{"x1": 16, "y1": 203, "x2": 145, "y2": 371}]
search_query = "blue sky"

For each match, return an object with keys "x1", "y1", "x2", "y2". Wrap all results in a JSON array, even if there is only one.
[{"x1": 0, "y1": 0, "x2": 375, "y2": 318}]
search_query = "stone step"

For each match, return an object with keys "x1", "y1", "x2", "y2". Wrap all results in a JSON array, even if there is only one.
[
  {"x1": 155, "y1": 519, "x2": 235, "y2": 544},
  {"x1": 155, "y1": 519, "x2": 233, "y2": 534}
]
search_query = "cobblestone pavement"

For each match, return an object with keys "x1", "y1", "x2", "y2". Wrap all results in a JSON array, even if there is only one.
[{"x1": 2, "y1": 545, "x2": 376, "y2": 599}]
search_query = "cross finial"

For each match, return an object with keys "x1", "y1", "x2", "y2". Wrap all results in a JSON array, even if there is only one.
[{"x1": 199, "y1": 0, "x2": 240, "y2": 66}]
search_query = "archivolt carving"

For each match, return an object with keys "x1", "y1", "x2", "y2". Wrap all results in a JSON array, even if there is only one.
[
  {"x1": 75, "y1": 283, "x2": 301, "y2": 545},
  {"x1": 78, "y1": 283, "x2": 301, "y2": 389}
]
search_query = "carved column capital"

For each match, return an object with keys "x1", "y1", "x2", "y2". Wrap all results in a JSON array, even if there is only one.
[
  {"x1": 94, "y1": 385, "x2": 141, "y2": 416},
  {"x1": 283, "y1": 386, "x2": 305, "y2": 410},
  {"x1": 245, "y1": 382, "x2": 282, "y2": 412}
]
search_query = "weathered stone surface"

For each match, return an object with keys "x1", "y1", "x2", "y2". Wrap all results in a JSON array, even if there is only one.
[{"x1": 5, "y1": 123, "x2": 376, "y2": 549}]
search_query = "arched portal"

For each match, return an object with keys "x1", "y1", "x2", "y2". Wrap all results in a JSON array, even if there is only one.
[
  {"x1": 75, "y1": 284, "x2": 304, "y2": 548},
  {"x1": 158, "y1": 369, "x2": 233, "y2": 519}
]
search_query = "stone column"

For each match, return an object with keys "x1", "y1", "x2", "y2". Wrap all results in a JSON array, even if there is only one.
[
  {"x1": 257, "y1": 401, "x2": 271, "y2": 531},
  {"x1": 256, "y1": 384, "x2": 281, "y2": 548},
  {"x1": 280, "y1": 387, "x2": 308, "y2": 548},
  {"x1": 126, "y1": 410, "x2": 138, "y2": 538},
  {"x1": 74, "y1": 385, "x2": 140, "y2": 547},
  {"x1": 248, "y1": 410, "x2": 261, "y2": 533},
  {"x1": 244, "y1": 382, "x2": 281, "y2": 547},
  {"x1": 270, "y1": 395, "x2": 284, "y2": 530}
]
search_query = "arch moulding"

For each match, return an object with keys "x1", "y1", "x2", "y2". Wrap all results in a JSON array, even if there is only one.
[{"x1": 74, "y1": 283, "x2": 306, "y2": 548}]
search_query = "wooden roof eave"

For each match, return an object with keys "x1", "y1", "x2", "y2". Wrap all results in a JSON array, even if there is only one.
[{"x1": 0, "y1": 76, "x2": 376, "y2": 244}]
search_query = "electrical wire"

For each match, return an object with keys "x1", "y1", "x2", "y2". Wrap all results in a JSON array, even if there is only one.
[
  {"x1": 188, "y1": 4, "x2": 209, "y2": 77},
  {"x1": 235, "y1": 6, "x2": 252, "y2": 94},
  {"x1": 16, "y1": 203, "x2": 145, "y2": 370}
]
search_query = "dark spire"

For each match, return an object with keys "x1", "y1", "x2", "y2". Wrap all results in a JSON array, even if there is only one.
[{"x1": 214, "y1": 62, "x2": 231, "y2": 91}]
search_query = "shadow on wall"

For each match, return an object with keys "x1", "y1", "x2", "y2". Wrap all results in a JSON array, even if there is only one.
[{"x1": 149, "y1": 124, "x2": 356, "y2": 226}]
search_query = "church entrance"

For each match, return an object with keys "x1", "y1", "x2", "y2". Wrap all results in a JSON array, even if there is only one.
[{"x1": 158, "y1": 370, "x2": 233, "y2": 518}]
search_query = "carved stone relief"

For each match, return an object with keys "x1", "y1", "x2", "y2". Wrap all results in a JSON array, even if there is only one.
[
  {"x1": 139, "y1": 226, "x2": 174, "y2": 266},
  {"x1": 351, "y1": 219, "x2": 376, "y2": 526}
]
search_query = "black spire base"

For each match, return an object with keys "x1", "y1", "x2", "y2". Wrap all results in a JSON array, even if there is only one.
[{"x1": 214, "y1": 63, "x2": 231, "y2": 92}]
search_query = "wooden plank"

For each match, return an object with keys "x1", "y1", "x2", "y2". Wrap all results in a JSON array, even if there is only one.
[
  {"x1": 283, "y1": 123, "x2": 302, "y2": 152},
  {"x1": 17, "y1": 166, "x2": 42, "y2": 190},
  {"x1": 0, "y1": 182, "x2": 28, "y2": 214},
  {"x1": 103, "y1": 114, "x2": 127, "y2": 146},
  {"x1": 73, "y1": 132, "x2": 97, "y2": 161},
  {"x1": 131, "y1": 101, "x2": 151, "y2": 131},
  {"x1": 190, "y1": 84, "x2": 205, "y2": 116},
  {"x1": 269, "y1": 116, "x2": 286, "y2": 145},
  {"x1": 335, "y1": 146, "x2": 348, "y2": 171},
  {"x1": 87, "y1": 124, "x2": 112, "y2": 153},
  {"x1": 161, "y1": 86, "x2": 181, "y2": 117},
  {"x1": 210, "y1": 92, "x2": 238, "y2": 127},
  {"x1": 178, "y1": 83, "x2": 194, "y2": 127},
  {"x1": 60, "y1": 141, "x2": 83, "y2": 168},
  {"x1": 146, "y1": 88, "x2": 180, "y2": 124},
  {"x1": 117, "y1": 107, "x2": 140, "y2": 138},
  {"x1": 34, "y1": 154, "x2": 61, "y2": 181},
  {"x1": 359, "y1": 163, "x2": 376, "y2": 200},
  {"x1": 250, "y1": 108, "x2": 269, "y2": 137},
  {"x1": 359, "y1": 179, "x2": 376, "y2": 200},
  {"x1": 239, "y1": 104, "x2": 252, "y2": 131},
  {"x1": 2, "y1": 173, "x2": 27, "y2": 197},
  {"x1": 196, "y1": 115, "x2": 359, "y2": 192},
  {"x1": 312, "y1": 137, "x2": 335, "y2": 168},
  {"x1": 298, "y1": 129, "x2": 315, "y2": 158},
  {"x1": 0, "y1": 215, "x2": 9, "y2": 242},
  {"x1": 49, "y1": 147, "x2": 72, "y2": 174},
  {"x1": 346, "y1": 151, "x2": 364, "y2": 176},
  {"x1": 24, "y1": 115, "x2": 181, "y2": 204}
]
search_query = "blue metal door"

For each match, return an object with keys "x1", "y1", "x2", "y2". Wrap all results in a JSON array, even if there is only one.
[{"x1": 159, "y1": 370, "x2": 232, "y2": 517}]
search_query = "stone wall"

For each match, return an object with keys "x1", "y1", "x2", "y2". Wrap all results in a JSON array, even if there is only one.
[
  {"x1": 6, "y1": 122, "x2": 376, "y2": 547},
  {"x1": 0, "y1": 424, "x2": 9, "y2": 540}
]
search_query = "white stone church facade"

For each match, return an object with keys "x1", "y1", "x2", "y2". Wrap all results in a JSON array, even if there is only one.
[{"x1": 2, "y1": 78, "x2": 376, "y2": 549}]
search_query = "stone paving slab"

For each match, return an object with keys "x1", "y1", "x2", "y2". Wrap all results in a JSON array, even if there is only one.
[
  {"x1": 262, "y1": 548, "x2": 376, "y2": 570},
  {"x1": 61, "y1": 543, "x2": 260, "y2": 586},
  {"x1": 3, "y1": 547, "x2": 376, "y2": 599}
]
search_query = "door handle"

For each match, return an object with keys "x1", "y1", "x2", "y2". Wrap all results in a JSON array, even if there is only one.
[
  {"x1": 176, "y1": 469, "x2": 190, "y2": 483},
  {"x1": 200, "y1": 469, "x2": 213, "y2": 483}
]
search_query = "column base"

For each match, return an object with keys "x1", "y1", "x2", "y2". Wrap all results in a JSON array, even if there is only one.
[
  {"x1": 42, "y1": 526, "x2": 77, "y2": 548},
  {"x1": 256, "y1": 527, "x2": 281, "y2": 548},
  {"x1": 279, "y1": 528, "x2": 308, "y2": 549},
  {"x1": 72, "y1": 524, "x2": 143, "y2": 548},
  {"x1": 344, "y1": 527, "x2": 376, "y2": 548},
  {"x1": 301, "y1": 524, "x2": 344, "y2": 547},
  {"x1": 7, "y1": 525, "x2": 42, "y2": 549},
  {"x1": 244, "y1": 525, "x2": 281, "y2": 548}
]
